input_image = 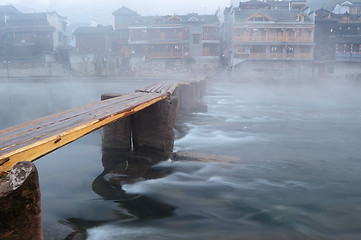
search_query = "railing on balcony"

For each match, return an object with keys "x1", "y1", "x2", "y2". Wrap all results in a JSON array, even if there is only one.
[
  {"x1": 269, "y1": 53, "x2": 284, "y2": 58},
  {"x1": 295, "y1": 37, "x2": 313, "y2": 42},
  {"x1": 234, "y1": 53, "x2": 249, "y2": 58},
  {"x1": 233, "y1": 36, "x2": 246, "y2": 42},
  {"x1": 286, "y1": 53, "x2": 295, "y2": 58},
  {"x1": 203, "y1": 34, "x2": 220, "y2": 41},
  {"x1": 267, "y1": 35, "x2": 284, "y2": 42},
  {"x1": 234, "y1": 36, "x2": 266, "y2": 42},
  {"x1": 250, "y1": 53, "x2": 267, "y2": 58},
  {"x1": 336, "y1": 52, "x2": 361, "y2": 62},
  {"x1": 234, "y1": 35, "x2": 313, "y2": 43},
  {"x1": 150, "y1": 52, "x2": 183, "y2": 59},
  {"x1": 298, "y1": 53, "x2": 313, "y2": 59}
]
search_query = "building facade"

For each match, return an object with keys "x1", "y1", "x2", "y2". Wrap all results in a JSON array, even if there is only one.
[
  {"x1": 72, "y1": 25, "x2": 114, "y2": 76},
  {"x1": 314, "y1": 1, "x2": 361, "y2": 77},
  {"x1": 224, "y1": 0, "x2": 314, "y2": 68},
  {"x1": 0, "y1": 11, "x2": 67, "y2": 58},
  {"x1": 112, "y1": 6, "x2": 221, "y2": 73}
]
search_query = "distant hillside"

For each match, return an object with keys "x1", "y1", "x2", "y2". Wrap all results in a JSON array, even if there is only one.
[{"x1": 308, "y1": 0, "x2": 361, "y2": 11}]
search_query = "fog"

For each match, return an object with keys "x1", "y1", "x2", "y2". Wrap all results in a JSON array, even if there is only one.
[
  {"x1": 1, "y1": 0, "x2": 229, "y2": 24},
  {"x1": 1, "y1": 0, "x2": 361, "y2": 239}
]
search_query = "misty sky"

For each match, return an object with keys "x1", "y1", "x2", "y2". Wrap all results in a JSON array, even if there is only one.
[{"x1": 0, "y1": 0, "x2": 232, "y2": 24}]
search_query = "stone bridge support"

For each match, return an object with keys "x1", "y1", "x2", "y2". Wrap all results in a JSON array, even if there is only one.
[
  {"x1": 132, "y1": 96, "x2": 178, "y2": 153},
  {"x1": 0, "y1": 161, "x2": 43, "y2": 240},
  {"x1": 101, "y1": 93, "x2": 132, "y2": 151},
  {"x1": 101, "y1": 78, "x2": 207, "y2": 153}
]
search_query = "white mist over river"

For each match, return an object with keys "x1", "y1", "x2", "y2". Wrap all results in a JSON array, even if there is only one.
[{"x1": 1, "y1": 76, "x2": 361, "y2": 239}]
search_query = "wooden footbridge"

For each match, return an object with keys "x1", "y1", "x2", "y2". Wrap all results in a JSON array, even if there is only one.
[{"x1": 0, "y1": 80, "x2": 205, "y2": 176}]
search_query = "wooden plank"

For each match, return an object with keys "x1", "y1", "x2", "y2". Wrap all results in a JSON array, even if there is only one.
[
  {"x1": 0, "y1": 93, "x2": 163, "y2": 153},
  {"x1": 0, "y1": 93, "x2": 147, "y2": 145},
  {"x1": 0, "y1": 92, "x2": 164, "y2": 151},
  {"x1": 0, "y1": 94, "x2": 145, "y2": 155},
  {"x1": 137, "y1": 82, "x2": 179, "y2": 94},
  {"x1": 0, "y1": 93, "x2": 137, "y2": 138},
  {"x1": 0, "y1": 92, "x2": 168, "y2": 175}
]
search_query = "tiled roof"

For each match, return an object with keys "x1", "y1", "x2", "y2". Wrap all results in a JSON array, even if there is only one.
[
  {"x1": 0, "y1": 5, "x2": 21, "y2": 14},
  {"x1": 112, "y1": 5, "x2": 219, "y2": 26},
  {"x1": 73, "y1": 25, "x2": 114, "y2": 35},
  {"x1": 113, "y1": 6, "x2": 140, "y2": 16},
  {"x1": 7, "y1": 13, "x2": 47, "y2": 22},
  {"x1": 126, "y1": 13, "x2": 219, "y2": 26},
  {"x1": 3, "y1": 25, "x2": 55, "y2": 33},
  {"x1": 235, "y1": 10, "x2": 313, "y2": 23}
]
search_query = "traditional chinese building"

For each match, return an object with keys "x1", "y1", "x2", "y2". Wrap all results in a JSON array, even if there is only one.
[
  {"x1": 224, "y1": 0, "x2": 315, "y2": 70},
  {"x1": 112, "y1": 6, "x2": 221, "y2": 73},
  {"x1": 71, "y1": 25, "x2": 114, "y2": 76},
  {"x1": 73, "y1": 25, "x2": 114, "y2": 54},
  {"x1": 0, "y1": 5, "x2": 21, "y2": 27},
  {"x1": 1, "y1": 11, "x2": 67, "y2": 58},
  {"x1": 316, "y1": 2, "x2": 361, "y2": 63},
  {"x1": 314, "y1": 1, "x2": 361, "y2": 77}
]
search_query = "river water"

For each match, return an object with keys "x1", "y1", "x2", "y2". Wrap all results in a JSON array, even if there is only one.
[{"x1": 1, "y1": 76, "x2": 361, "y2": 239}]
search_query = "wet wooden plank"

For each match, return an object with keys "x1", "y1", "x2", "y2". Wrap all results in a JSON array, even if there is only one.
[
  {"x1": 0, "y1": 93, "x2": 144, "y2": 141},
  {"x1": 0, "y1": 93, "x2": 148, "y2": 145},
  {"x1": 0, "y1": 91, "x2": 168, "y2": 175},
  {"x1": 137, "y1": 82, "x2": 179, "y2": 94},
  {"x1": 0, "y1": 92, "x2": 164, "y2": 152}
]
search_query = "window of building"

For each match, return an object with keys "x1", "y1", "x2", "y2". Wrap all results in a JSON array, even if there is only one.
[
  {"x1": 251, "y1": 46, "x2": 266, "y2": 53},
  {"x1": 300, "y1": 46, "x2": 311, "y2": 53},
  {"x1": 270, "y1": 46, "x2": 282, "y2": 53},
  {"x1": 236, "y1": 46, "x2": 248, "y2": 54},
  {"x1": 285, "y1": 46, "x2": 295, "y2": 53}
]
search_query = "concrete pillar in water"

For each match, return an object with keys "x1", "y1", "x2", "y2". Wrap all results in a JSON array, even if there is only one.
[
  {"x1": 199, "y1": 78, "x2": 207, "y2": 99},
  {"x1": 193, "y1": 81, "x2": 201, "y2": 103},
  {"x1": 178, "y1": 83, "x2": 194, "y2": 113},
  {"x1": 132, "y1": 96, "x2": 178, "y2": 153},
  {"x1": 101, "y1": 93, "x2": 132, "y2": 151},
  {"x1": 178, "y1": 80, "x2": 207, "y2": 114},
  {"x1": 0, "y1": 161, "x2": 43, "y2": 240}
]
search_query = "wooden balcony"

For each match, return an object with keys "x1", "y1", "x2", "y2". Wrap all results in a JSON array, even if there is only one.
[
  {"x1": 269, "y1": 53, "x2": 284, "y2": 58},
  {"x1": 234, "y1": 36, "x2": 266, "y2": 42},
  {"x1": 234, "y1": 36, "x2": 247, "y2": 42},
  {"x1": 284, "y1": 36, "x2": 297, "y2": 42},
  {"x1": 234, "y1": 35, "x2": 313, "y2": 43},
  {"x1": 298, "y1": 53, "x2": 313, "y2": 59},
  {"x1": 150, "y1": 52, "x2": 183, "y2": 59},
  {"x1": 286, "y1": 53, "x2": 295, "y2": 58},
  {"x1": 234, "y1": 53, "x2": 249, "y2": 58},
  {"x1": 267, "y1": 36, "x2": 284, "y2": 42},
  {"x1": 295, "y1": 37, "x2": 313, "y2": 42},
  {"x1": 250, "y1": 53, "x2": 267, "y2": 58}
]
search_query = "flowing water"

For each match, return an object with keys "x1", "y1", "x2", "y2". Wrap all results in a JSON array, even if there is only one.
[{"x1": 1, "y1": 76, "x2": 361, "y2": 240}]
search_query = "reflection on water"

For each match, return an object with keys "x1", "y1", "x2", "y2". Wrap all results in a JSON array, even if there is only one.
[{"x1": 2, "y1": 77, "x2": 361, "y2": 239}]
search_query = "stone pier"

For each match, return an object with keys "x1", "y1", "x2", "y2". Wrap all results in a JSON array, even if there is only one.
[
  {"x1": 101, "y1": 78, "x2": 207, "y2": 152},
  {"x1": 0, "y1": 161, "x2": 43, "y2": 240},
  {"x1": 101, "y1": 93, "x2": 132, "y2": 151},
  {"x1": 132, "y1": 96, "x2": 178, "y2": 153}
]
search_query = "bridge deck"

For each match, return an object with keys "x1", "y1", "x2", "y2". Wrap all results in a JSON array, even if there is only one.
[{"x1": 0, "y1": 81, "x2": 180, "y2": 176}]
